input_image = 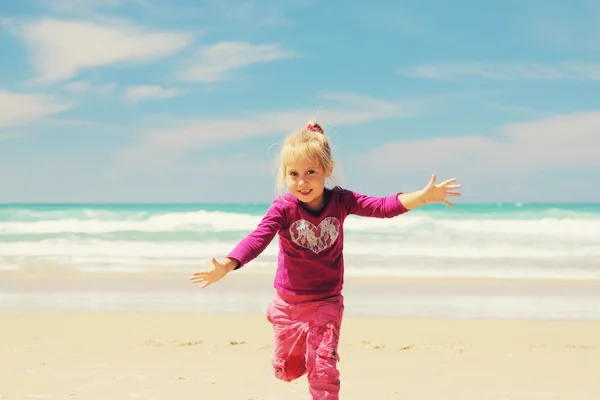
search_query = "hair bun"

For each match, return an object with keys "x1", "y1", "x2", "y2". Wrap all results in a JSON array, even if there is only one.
[{"x1": 305, "y1": 120, "x2": 324, "y2": 134}]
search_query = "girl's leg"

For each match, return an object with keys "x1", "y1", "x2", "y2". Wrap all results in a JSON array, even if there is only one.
[
  {"x1": 267, "y1": 298, "x2": 308, "y2": 382},
  {"x1": 305, "y1": 297, "x2": 344, "y2": 400}
]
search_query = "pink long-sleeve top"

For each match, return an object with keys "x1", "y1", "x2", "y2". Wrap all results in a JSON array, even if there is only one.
[{"x1": 227, "y1": 186, "x2": 409, "y2": 296}]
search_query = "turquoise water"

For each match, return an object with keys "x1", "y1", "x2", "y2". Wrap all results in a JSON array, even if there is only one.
[
  {"x1": 1, "y1": 202, "x2": 599, "y2": 280},
  {"x1": 3, "y1": 202, "x2": 600, "y2": 219}
]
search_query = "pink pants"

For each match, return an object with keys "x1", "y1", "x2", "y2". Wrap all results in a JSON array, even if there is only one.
[{"x1": 266, "y1": 292, "x2": 344, "y2": 400}]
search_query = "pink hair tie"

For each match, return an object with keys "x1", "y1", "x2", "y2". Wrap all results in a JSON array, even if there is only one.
[{"x1": 305, "y1": 123, "x2": 323, "y2": 133}]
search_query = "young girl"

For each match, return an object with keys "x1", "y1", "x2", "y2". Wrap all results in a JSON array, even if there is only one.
[{"x1": 189, "y1": 120, "x2": 461, "y2": 399}]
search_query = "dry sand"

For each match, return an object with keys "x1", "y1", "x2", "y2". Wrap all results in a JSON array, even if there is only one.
[{"x1": 1, "y1": 311, "x2": 599, "y2": 399}]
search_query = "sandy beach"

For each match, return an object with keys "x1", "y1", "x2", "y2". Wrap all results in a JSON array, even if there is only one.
[
  {"x1": 1, "y1": 309, "x2": 599, "y2": 400},
  {"x1": 2, "y1": 270, "x2": 600, "y2": 399}
]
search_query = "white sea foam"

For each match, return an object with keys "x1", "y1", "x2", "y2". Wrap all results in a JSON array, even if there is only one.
[
  {"x1": 1, "y1": 211, "x2": 600, "y2": 240},
  {"x1": 1, "y1": 207, "x2": 599, "y2": 280},
  {"x1": 0, "y1": 211, "x2": 261, "y2": 234},
  {"x1": 0, "y1": 237, "x2": 598, "y2": 260},
  {"x1": 0, "y1": 235, "x2": 598, "y2": 280}
]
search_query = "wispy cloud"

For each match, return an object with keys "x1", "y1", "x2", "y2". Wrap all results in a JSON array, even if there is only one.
[
  {"x1": 42, "y1": 117, "x2": 120, "y2": 129},
  {"x1": 61, "y1": 81, "x2": 116, "y2": 95},
  {"x1": 119, "y1": 92, "x2": 418, "y2": 164},
  {"x1": 400, "y1": 61, "x2": 600, "y2": 81},
  {"x1": 124, "y1": 85, "x2": 184, "y2": 103},
  {"x1": 5, "y1": 18, "x2": 194, "y2": 85},
  {"x1": 488, "y1": 102, "x2": 555, "y2": 117},
  {"x1": 51, "y1": 0, "x2": 153, "y2": 12},
  {"x1": 49, "y1": 0, "x2": 203, "y2": 20},
  {"x1": 176, "y1": 42, "x2": 295, "y2": 83},
  {"x1": 206, "y1": 0, "x2": 293, "y2": 27},
  {"x1": 0, "y1": 90, "x2": 72, "y2": 129},
  {"x1": 358, "y1": 111, "x2": 600, "y2": 175}
]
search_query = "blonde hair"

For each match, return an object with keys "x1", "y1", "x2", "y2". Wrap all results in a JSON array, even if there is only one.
[{"x1": 275, "y1": 120, "x2": 336, "y2": 195}]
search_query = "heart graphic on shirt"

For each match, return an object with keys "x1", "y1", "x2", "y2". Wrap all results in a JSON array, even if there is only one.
[{"x1": 289, "y1": 217, "x2": 341, "y2": 254}]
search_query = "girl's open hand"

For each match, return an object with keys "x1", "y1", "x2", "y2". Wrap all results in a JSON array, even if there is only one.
[
  {"x1": 189, "y1": 257, "x2": 231, "y2": 288},
  {"x1": 420, "y1": 174, "x2": 461, "y2": 207}
]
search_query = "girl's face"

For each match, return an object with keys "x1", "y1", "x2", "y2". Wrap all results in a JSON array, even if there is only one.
[{"x1": 285, "y1": 157, "x2": 329, "y2": 212}]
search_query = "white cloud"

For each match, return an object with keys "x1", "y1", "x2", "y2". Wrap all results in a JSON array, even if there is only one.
[
  {"x1": 51, "y1": 0, "x2": 152, "y2": 13},
  {"x1": 124, "y1": 85, "x2": 183, "y2": 103},
  {"x1": 62, "y1": 81, "x2": 92, "y2": 91},
  {"x1": 48, "y1": 0, "x2": 198, "y2": 20},
  {"x1": 206, "y1": 0, "x2": 294, "y2": 27},
  {"x1": 0, "y1": 90, "x2": 72, "y2": 129},
  {"x1": 61, "y1": 81, "x2": 116, "y2": 94},
  {"x1": 6, "y1": 18, "x2": 194, "y2": 85},
  {"x1": 119, "y1": 92, "x2": 418, "y2": 163},
  {"x1": 177, "y1": 41, "x2": 295, "y2": 83},
  {"x1": 357, "y1": 111, "x2": 600, "y2": 174},
  {"x1": 400, "y1": 61, "x2": 600, "y2": 81},
  {"x1": 488, "y1": 102, "x2": 550, "y2": 115}
]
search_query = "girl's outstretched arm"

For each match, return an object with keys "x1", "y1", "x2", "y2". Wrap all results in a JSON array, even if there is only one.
[
  {"x1": 189, "y1": 257, "x2": 238, "y2": 288},
  {"x1": 189, "y1": 200, "x2": 284, "y2": 288},
  {"x1": 399, "y1": 174, "x2": 461, "y2": 210}
]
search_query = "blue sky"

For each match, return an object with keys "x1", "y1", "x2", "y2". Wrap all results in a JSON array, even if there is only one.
[{"x1": 1, "y1": 0, "x2": 599, "y2": 203}]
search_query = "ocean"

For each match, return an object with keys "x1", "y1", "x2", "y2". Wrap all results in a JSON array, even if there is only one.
[
  {"x1": 1, "y1": 202, "x2": 599, "y2": 280},
  {"x1": 2, "y1": 202, "x2": 600, "y2": 320}
]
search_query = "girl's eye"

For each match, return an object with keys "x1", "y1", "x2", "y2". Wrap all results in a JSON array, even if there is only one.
[
  {"x1": 289, "y1": 172, "x2": 298, "y2": 176},
  {"x1": 307, "y1": 170, "x2": 315, "y2": 175}
]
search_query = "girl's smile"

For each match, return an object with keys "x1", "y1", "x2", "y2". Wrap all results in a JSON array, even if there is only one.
[{"x1": 285, "y1": 157, "x2": 329, "y2": 212}]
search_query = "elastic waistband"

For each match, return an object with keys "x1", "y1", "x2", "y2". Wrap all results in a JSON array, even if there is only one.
[{"x1": 276, "y1": 291, "x2": 341, "y2": 304}]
